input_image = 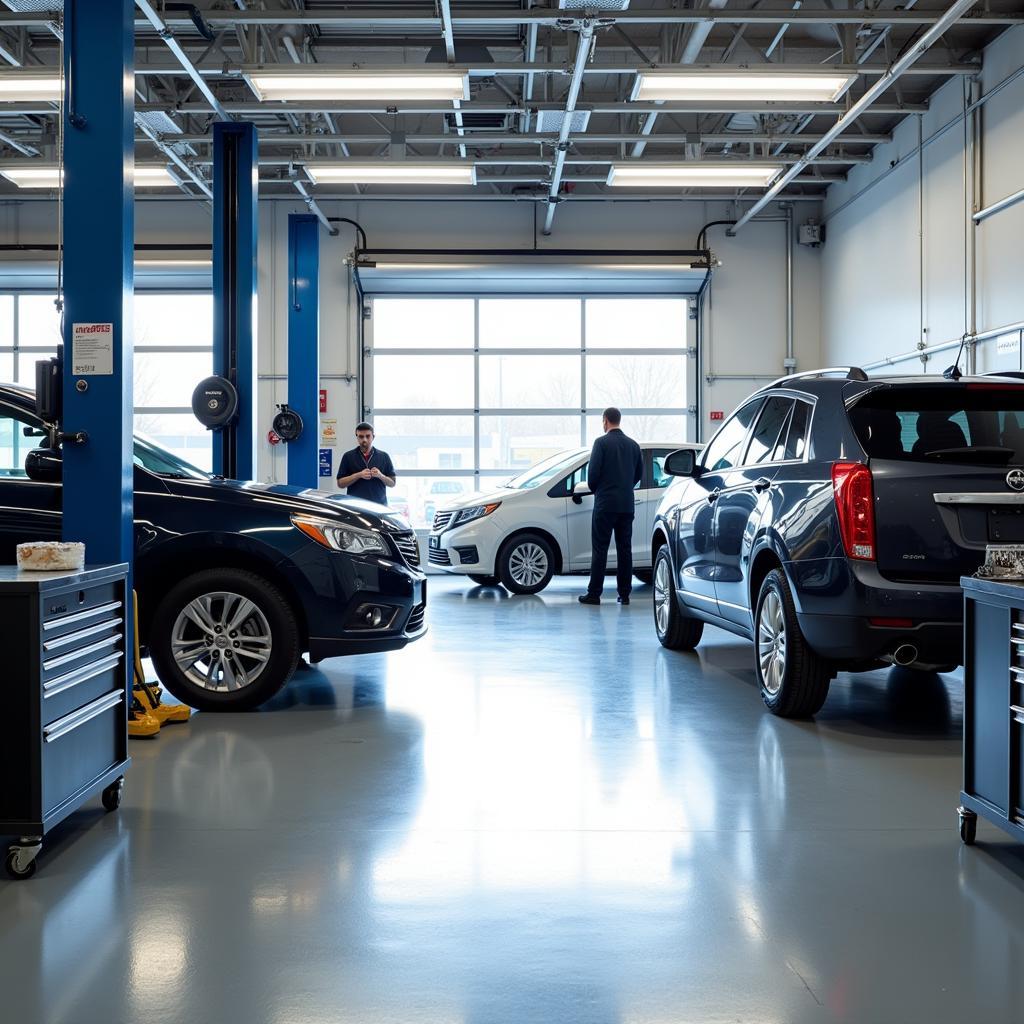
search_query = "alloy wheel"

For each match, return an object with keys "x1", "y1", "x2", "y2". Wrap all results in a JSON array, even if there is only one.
[
  {"x1": 171, "y1": 591, "x2": 273, "y2": 692},
  {"x1": 654, "y1": 557, "x2": 671, "y2": 635},
  {"x1": 758, "y1": 590, "x2": 787, "y2": 696},
  {"x1": 508, "y1": 542, "x2": 548, "y2": 588}
]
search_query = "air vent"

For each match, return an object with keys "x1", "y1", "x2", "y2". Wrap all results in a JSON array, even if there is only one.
[
  {"x1": 535, "y1": 110, "x2": 591, "y2": 134},
  {"x1": 558, "y1": 0, "x2": 630, "y2": 9}
]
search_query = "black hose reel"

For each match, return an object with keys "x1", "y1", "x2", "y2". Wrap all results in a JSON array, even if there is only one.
[
  {"x1": 191, "y1": 376, "x2": 239, "y2": 431},
  {"x1": 272, "y1": 404, "x2": 304, "y2": 443}
]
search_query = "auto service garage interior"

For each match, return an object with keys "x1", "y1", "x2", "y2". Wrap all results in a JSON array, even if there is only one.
[{"x1": 1, "y1": 1, "x2": 1024, "y2": 1021}]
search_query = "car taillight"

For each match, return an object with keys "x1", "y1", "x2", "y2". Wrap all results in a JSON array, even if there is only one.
[{"x1": 832, "y1": 462, "x2": 876, "y2": 561}]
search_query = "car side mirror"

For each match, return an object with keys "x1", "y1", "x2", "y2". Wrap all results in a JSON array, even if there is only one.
[
  {"x1": 25, "y1": 447, "x2": 62, "y2": 484},
  {"x1": 664, "y1": 449, "x2": 699, "y2": 478},
  {"x1": 571, "y1": 481, "x2": 591, "y2": 505}
]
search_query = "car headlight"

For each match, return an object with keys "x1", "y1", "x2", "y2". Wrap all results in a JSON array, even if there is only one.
[
  {"x1": 292, "y1": 515, "x2": 388, "y2": 555},
  {"x1": 452, "y1": 502, "x2": 501, "y2": 526}
]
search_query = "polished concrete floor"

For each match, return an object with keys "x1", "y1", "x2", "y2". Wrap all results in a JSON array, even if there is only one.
[{"x1": 3, "y1": 577, "x2": 1024, "y2": 1024}]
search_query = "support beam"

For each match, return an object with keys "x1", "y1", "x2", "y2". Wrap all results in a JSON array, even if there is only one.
[
  {"x1": 543, "y1": 20, "x2": 595, "y2": 236},
  {"x1": 286, "y1": 215, "x2": 321, "y2": 491},
  {"x1": 731, "y1": 0, "x2": 979, "y2": 232},
  {"x1": 60, "y1": 0, "x2": 134, "y2": 580},
  {"x1": 212, "y1": 122, "x2": 259, "y2": 481}
]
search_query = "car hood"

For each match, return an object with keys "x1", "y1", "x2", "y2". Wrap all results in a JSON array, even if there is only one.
[
  {"x1": 437, "y1": 486, "x2": 521, "y2": 512},
  {"x1": 157, "y1": 475, "x2": 413, "y2": 532}
]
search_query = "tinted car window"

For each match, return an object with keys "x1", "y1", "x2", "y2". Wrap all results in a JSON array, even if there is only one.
[
  {"x1": 783, "y1": 400, "x2": 811, "y2": 461},
  {"x1": 746, "y1": 397, "x2": 794, "y2": 465},
  {"x1": 850, "y1": 386, "x2": 1024, "y2": 465},
  {"x1": 702, "y1": 401, "x2": 761, "y2": 472}
]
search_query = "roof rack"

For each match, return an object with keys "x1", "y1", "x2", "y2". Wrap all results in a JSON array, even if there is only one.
[{"x1": 769, "y1": 366, "x2": 869, "y2": 388}]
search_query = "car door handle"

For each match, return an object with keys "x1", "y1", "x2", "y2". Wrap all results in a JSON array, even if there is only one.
[
  {"x1": 754, "y1": 477, "x2": 772, "y2": 493},
  {"x1": 707, "y1": 488, "x2": 721, "y2": 504}
]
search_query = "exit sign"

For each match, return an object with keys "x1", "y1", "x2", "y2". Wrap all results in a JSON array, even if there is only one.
[
  {"x1": 709, "y1": 410, "x2": 724, "y2": 421},
  {"x1": 319, "y1": 389, "x2": 327, "y2": 413}
]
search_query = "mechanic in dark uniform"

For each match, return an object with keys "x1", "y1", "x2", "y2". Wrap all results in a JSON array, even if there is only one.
[
  {"x1": 336, "y1": 422, "x2": 396, "y2": 506},
  {"x1": 579, "y1": 407, "x2": 644, "y2": 606}
]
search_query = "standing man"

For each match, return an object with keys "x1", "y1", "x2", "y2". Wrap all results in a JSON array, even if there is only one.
[
  {"x1": 336, "y1": 422, "x2": 396, "y2": 506},
  {"x1": 579, "y1": 407, "x2": 643, "y2": 606}
]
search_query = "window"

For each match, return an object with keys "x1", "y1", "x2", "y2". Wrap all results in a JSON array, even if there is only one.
[
  {"x1": 0, "y1": 292, "x2": 214, "y2": 471},
  {"x1": 702, "y1": 401, "x2": 761, "y2": 472},
  {"x1": 651, "y1": 449, "x2": 677, "y2": 488},
  {"x1": 784, "y1": 401, "x2": 812, "y2": 461},
  {"x1": 746, "y1": 397, "x2": 794, "y2": 465},
  {"x1": 367, "y1": 296, "x2": 691, "y2": 528}
]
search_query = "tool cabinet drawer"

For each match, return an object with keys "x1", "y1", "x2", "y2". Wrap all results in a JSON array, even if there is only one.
[
  {"x1": 41, "y1": 652, "x2": 125, "y2": 726},
  {"x1": 41, "y1": 588, "x2": 122, "y2": 642},
  {"x1": 42, "y1": 689, "x2": 124, "y2": 817}
]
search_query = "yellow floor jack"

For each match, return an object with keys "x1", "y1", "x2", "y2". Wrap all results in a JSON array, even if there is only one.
[{"x1": 128, "y1": 594, "x2": 192, "y2": 738}]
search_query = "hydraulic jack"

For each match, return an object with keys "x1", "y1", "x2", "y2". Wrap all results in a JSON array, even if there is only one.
[{"x1": 129, "y1": 594, "x2": 191, "y2": 738}]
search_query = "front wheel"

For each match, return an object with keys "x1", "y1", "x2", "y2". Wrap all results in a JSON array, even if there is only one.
[
  {"x1": 653, "y1": 547, "x2": 703, "y2": 650},
  {"x1": 754, "y1": 569, "x2": 831, "y2": 718},
  {"x1": 149, "y1": 568, "x2": 300, "y2": 712},
  {"x1": 498, "y1": 534, "x2": 555, "y2": 595}
]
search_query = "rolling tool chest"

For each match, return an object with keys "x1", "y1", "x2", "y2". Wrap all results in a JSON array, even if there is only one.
[
  {"x1": 0, "y1": 564, "x2": 130, "y2": 879},
  {"x1": 958, "y1": 575, "x2": 1024, "y2": 847}
]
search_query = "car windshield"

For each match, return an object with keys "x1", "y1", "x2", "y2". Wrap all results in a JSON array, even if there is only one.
[
  {"x1": 505, "y1": 450, "x2": 584, "y2": 490},
  {"x1": 133, "y1": 433, "x2": 211, "y2": 480},
  {"x1": 850, "y1": 384, "x2": 1024, "y2": 465}
]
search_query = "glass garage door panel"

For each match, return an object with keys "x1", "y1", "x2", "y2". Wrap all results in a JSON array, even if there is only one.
[
  {"x1": 17, "y1": 295, "x2": 62, "y2": 347},
  {"x1": 373, "y1": 299, "x2": 474, "y2": 349},
  {"x1": 373, "y1": 354, "x2": 474, "y2": 409},
  {"x1": 479, "y1": 415, "x2": 580, "y2": 470},
  {"x1": 479, "y1": 298, "x2": 581, "y2": 349},
  {"x1": 479, "y1": 354, "x2": 580, "y2": 408},
  {"x1": 585, "y1": 298, "x2": 688, "y2": 349},
  {"x1": 585, "y1": 354, "x2": 685, "y2": 411},
  {"x1": 135, "y1": 351, "x2": 213, "y2": 407},
  {"x1": 370, "y1": 415, "x2": 475, "y2": 470},
  {"x1": 0, "y1": 296, "x2": 12, "y2": 346},
  {"x1": 585, "y1": 414, "x2": 689, "y2": 446},
  {"x1": 135, "y1": 294, "x2": 214, "y2": 346}
]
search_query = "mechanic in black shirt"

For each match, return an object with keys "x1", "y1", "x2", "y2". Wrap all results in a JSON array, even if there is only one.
[{"x1": 336, "y1": 422, "x2": 396, "y2": 506}]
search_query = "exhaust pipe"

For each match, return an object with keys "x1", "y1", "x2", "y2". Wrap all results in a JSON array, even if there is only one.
[{"x1": 892, "y1": 644, "x2": 919, "y2": 667}]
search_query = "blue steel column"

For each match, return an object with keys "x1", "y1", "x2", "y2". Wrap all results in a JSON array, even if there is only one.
[
  {"x1": 287, "y1": 214, "x2": 320, "y2": 489},
  {"x1": 212, "y1": 122, "x2": 258, "y2": 481},
  {"x1": 61, "y1": 0, "x2": 133, "y2": 567}
]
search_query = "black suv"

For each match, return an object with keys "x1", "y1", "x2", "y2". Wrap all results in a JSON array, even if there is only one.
[
  {"x1": 652, "y1": 368, "x2": 1024, "y2": 717},
  {"x1": 0, "y1": 384, "x2": 426, "y2": 712}
]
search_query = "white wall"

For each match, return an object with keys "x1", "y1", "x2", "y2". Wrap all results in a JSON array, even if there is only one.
[
  {"x1": 821, "y1": 25, "x2": 1024, "y2": 374},
  {"x1": 0, "y1": 192, "x2": 822, "y2": 486}
]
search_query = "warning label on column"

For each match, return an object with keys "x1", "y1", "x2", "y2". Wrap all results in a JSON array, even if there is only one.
[{"x1": 72, "y1": 323, "x2": 114, "y2": 375}]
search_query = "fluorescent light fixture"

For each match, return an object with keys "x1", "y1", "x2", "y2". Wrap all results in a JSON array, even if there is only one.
[
  {"x1": 0, "y1": 69, "x2": 62, "y2": 102},
  {"x1": 633, "y1": 69, "x2": 857, "y2": 104},
  {"x1": 0, "y1": 164, "x2": 179, "y2": 189},
  {"x1": 606, "y1": 163, "x2": 783, "y2": 188},
  {"x1": 304, "y1": 162, "x2": 477, "y2": 186},
  {"x1": 245, "y1": 69, "x2": 469, "y2": 102}
]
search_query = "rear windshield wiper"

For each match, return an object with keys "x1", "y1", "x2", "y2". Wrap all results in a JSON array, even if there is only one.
[{"x1": 920, "y1": 446, "x2": 1015, "y2": 465}]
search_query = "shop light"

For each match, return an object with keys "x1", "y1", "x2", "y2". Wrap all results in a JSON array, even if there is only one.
[
  {"x1": 244, "y1": 69, "x2": 470, "y2": 102},
  {"x1": 606, "y1": 163, "x2": 783, "y2": 188},
  {"x1": 0, "y1": 164, "x2": 179, "y2": 189},
  {"x1": 632, "y1": 69, "x2": 857, "y2": 104},
  {"x1": 304, "y1": 162, "x2": 477, "y2": 186},
  {"x1": 0, "y1": 70, "x2": 62, "y2": 102}
]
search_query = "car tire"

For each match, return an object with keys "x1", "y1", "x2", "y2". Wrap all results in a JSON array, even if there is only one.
[
  {"x1": 468, "y1": 574, "x2": 501, "y2": 587},
  {"x1": 149, "y1": 568, "x2": 301, "y2": 712},
  {"x1": 653, "y1": 547, "x2": 703, "y2": 650},
  {"x1": 498, "y1": 533, "x2": 555, "y2": 595},
  {"x1": 633, "y1": 569, "x2": 653, "y2": 586},
  {"x1": 754, "y1": 568, "x2": 831, "y2": 718}
]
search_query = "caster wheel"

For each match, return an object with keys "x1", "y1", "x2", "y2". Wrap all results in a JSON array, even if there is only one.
[
  {"x1": 102, "y1": 778, "x2": 124, "y2": 813},
  {"x1": 958, "y1": 809, "x2": 977, "y2": 846},
  {"x1": 5, "y1": 849, "x2": 37, "y2": 880}
]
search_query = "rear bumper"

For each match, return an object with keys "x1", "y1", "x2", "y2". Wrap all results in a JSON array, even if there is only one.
[{"x1": 788, "y1": 557, "x2": 963, "y2": 664}]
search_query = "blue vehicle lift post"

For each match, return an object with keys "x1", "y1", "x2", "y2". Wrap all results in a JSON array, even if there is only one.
[
  {"x1": 287, "y1": 214, "x2": 320, "y2": 489},
  {"x1": 212, "y1": 122, "x2": 258, "y2": 481},
  {"x1": 60, "y1": 0, "x2": 134, "y2": 572}
]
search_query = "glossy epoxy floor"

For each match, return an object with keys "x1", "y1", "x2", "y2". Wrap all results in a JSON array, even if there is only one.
[{"x1": 3, "y1": 579, "x2": 1024, "y2": 1024}]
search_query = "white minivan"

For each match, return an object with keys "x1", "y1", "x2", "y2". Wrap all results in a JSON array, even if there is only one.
[{"x1": 427, "y1": 443, "x2": 701, "y2": 594}]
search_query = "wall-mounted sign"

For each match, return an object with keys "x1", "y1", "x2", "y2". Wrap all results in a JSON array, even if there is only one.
[
  {"x1": 709, "y1": 410, "x2": 724, "y2": 421},
  {"x1": 320, "y1": 418, "x2": 338, "y2": 447},
  {"x1": 268, "y1": 430, "x2": 281, "y2": 446},
  {"x1": 319, "y1": 389, "x2": 328, "y2": 414},
  {"x1": 71, "y1": 323, "x2": 114, "y2": 376},
  {"x1": 319, "y1": 449, "x2": 333, "y2": 477},
  {"x1": 997, "y1": 332, "x2": 1021, "y2": 357}
]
